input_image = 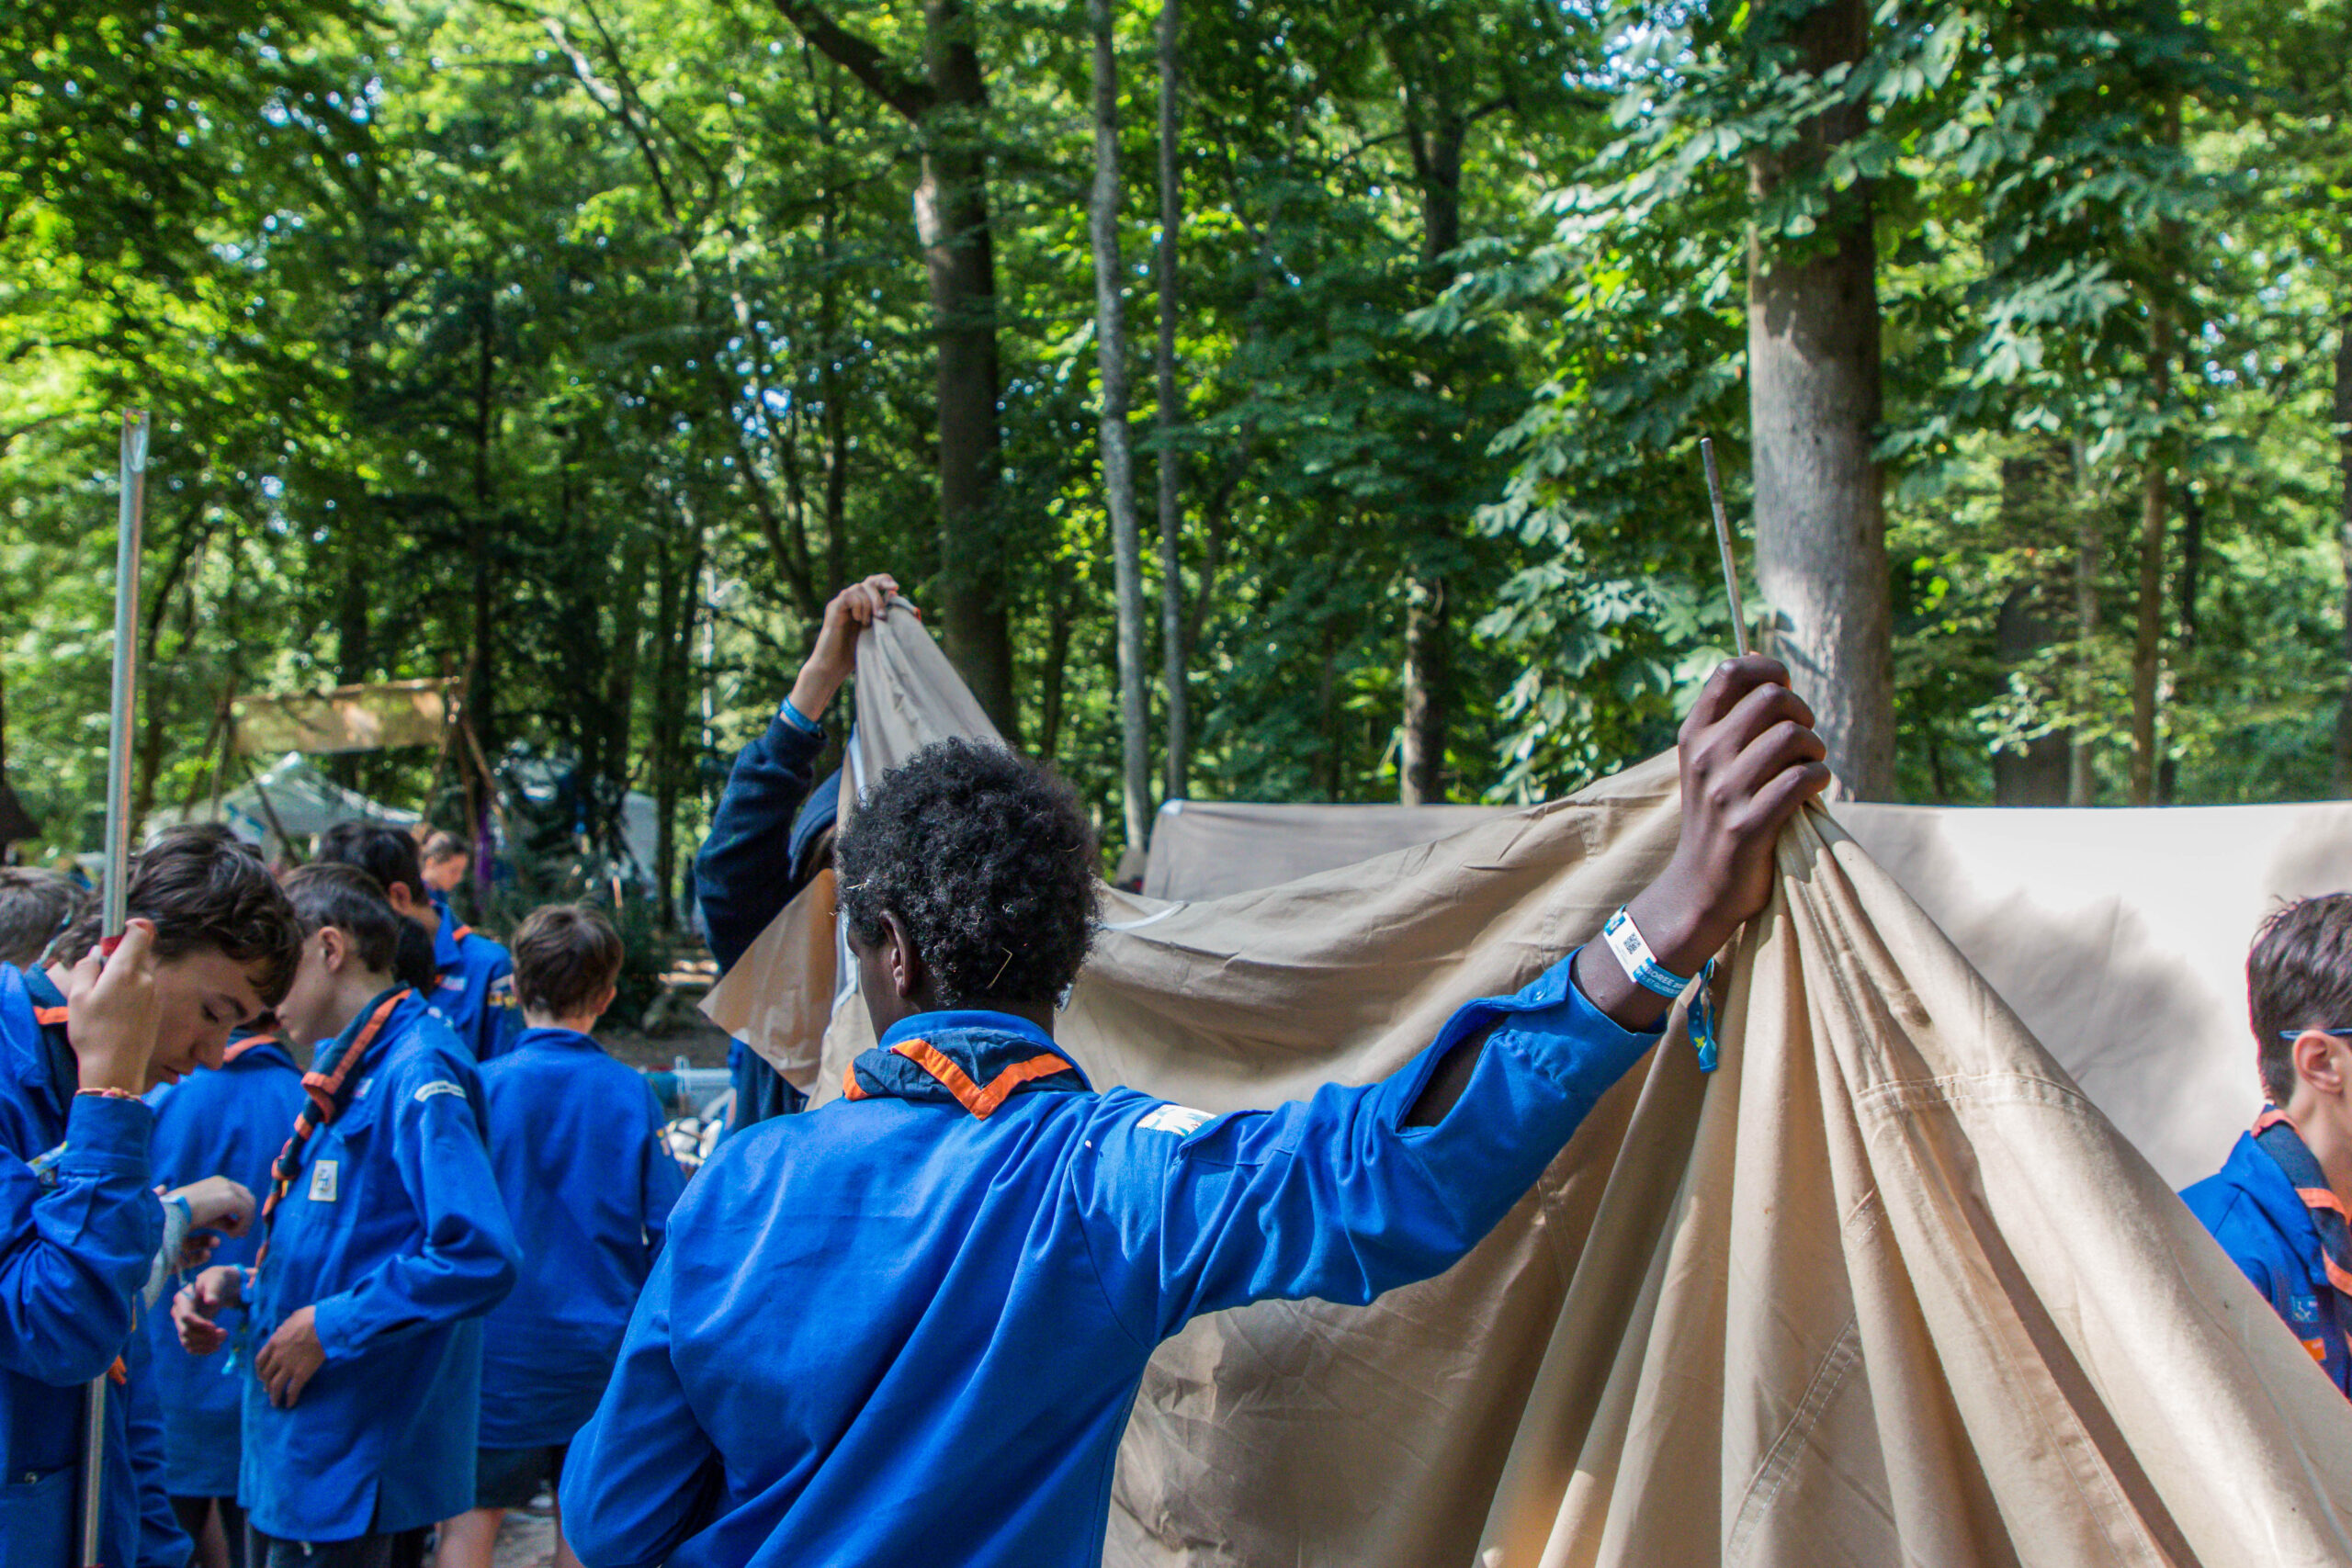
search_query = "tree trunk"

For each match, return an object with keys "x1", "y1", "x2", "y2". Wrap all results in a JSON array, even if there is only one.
[
  {"x1": 916, "y1": 10, "x2": 1014, "y2": 739},
  {"x1": 2335, "y1": 315, "x2": 2352, "y2": 795},
  {"x1": 1992, "y1": 446, "x2": 2071, "y2": 806},
  {"x1": 650, "y1": 502, "x2": 705, "y2": 931},
  {"x1": 1745, "y1": 0, "x2": 1894, "y2": 799},
  {"x1": 467, "y1": 287, "x2": 501, "y2": 758},
  {"x1": 2070, "y1": 436, "x2": 2101, "y2": 806},
  {"x1": 2129, "y1": 84, "x2": 2180, "y2": 809},
  {"x1": 1089, "y1": 0, "x2": 1151, "y2": 854},
  {"x1": 1038, "y1": 562, "x2": 1078, "y2": 765},
  {"x1": 772, "y1": 0, "x2": 1017, "y2": 738},
  {"x1": 1401, "y1": 578, "x2": 1451, "y2": 804},
  {"x1": 1154, "y1": 0, "x2": 1189, "y2": 801},
  {"x1": 1396, "y1": 74, "x2": 1466, "y2": 807},
  {"x1": 2160, "y1": 478, "x2": 2202, "y2": 805}
]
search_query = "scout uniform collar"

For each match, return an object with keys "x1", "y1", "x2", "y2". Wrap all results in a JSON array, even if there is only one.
[
  {"x1": 842, "y1": 1010, "x2": 1090, "y2": 1118},
  {"x1": 2253, "y1": 1107, "x2": 2352, "y2": 1296},
  {"x1": 433, "y1": 914, "x2": 466, "y2": 972},
  {"x1": 19, "y1": 964, "x2": 77, "y2": 1121},
  {"x1": 515, "y1": 1025, "x2": 601, "y2": 1053}
]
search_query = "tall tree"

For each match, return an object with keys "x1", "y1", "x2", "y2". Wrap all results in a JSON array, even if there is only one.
[
  {"x1": 1747, "y1": 0, "x2": 1894, "y2": 798},
  {"x1": 769, "y1": 0, "x2": 1019, "y2": 737},
  {"x1": 1154, "y1": 0, "x2": 1189, "y2": 801},
  {"x1": 1089, "y1": 0, "x2": 1151, "y2": 855}
]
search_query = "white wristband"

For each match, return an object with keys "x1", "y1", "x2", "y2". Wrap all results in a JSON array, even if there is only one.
[{"x1": 1600, "y1": 907, "x2": 1692, "y2": 1000}]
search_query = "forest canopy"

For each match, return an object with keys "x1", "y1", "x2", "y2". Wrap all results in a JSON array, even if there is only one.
[{"x1": 3, "y1": 0, "x2": 2345, "y2": 910}]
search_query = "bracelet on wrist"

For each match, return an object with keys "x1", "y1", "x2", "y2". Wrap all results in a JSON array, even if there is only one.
[
  {"x1": 1600, "y1": 907, "x2": 1692, "y2": 1000},
  {"x1": 75, "y1": 1085, "x2": 138, "y2": 1100}
]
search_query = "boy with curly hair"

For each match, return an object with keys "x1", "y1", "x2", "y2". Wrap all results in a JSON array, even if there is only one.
[{"x1": 562, "y1": 656, "x2": 1829, "y2": 1568}]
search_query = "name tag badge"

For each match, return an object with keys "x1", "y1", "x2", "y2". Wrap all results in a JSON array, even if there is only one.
[{"x1": 308, "y1": 1159, "x2": 339, "y2": 1203}]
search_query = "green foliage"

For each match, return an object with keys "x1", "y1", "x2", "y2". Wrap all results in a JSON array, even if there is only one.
[{"x1": 5, "y1": 0, "x2": 2352, "y2": 908}]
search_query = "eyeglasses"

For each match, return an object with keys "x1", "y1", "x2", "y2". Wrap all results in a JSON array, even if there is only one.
[{"x1": 2278, "y1": 1029, "x2": 2352, "y2": 1040}]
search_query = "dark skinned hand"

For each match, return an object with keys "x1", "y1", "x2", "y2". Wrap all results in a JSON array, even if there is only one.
[{"x1": 1570, "y1": 655, "x2": 1831, "y2": 1033}]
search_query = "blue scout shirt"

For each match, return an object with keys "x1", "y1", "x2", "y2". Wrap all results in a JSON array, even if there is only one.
[
  {"x1": 240, "y1": 990, "x2": 519, "y2": 1541},
  {"x1": 561, "y1": 951, "x2": 1659, "y2": 1568},
  {"x1": 141, "y1": 1032, "x2": 306, "y2": 1497},
  {"x1": 2182, "y1": 1131, "x2": 2352, "y2": 1393},
  {"x1": 0, "y1": 964, "x2": 179, "y2": 1568},
  {"x1": 697, "y1": 705, "x2": 831, "y2": 1132},
  {"x1": 432, "y1": 917, "x2": 520, "y2": 1062},
  {"x1": 478, "y1": 1026, "x2": 685, "y2": 1449}
]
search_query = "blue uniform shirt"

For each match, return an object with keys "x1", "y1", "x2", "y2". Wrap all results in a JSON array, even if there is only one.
[
  {"x1": 0, "y1": 964, "x2": 180, "y2": 1568},
  {"x1": 561, "y1": 950, "x2": 1658, "y2": 1568},
  {"x1": 240, "y1": 991, "x2": 519, "y2": 1541},
  {"x1": 142, "y1": 1033, "x2": 306, "y2": 1497},
  {"x1": 431, "y1": 918, "x2": 520, "y2": 1063},
  {"x1": 2182, "y1": 1130, "x2": 2352, "y2": 1393},
  {"x1": 478, "y1": 1026, "x2": 684, "y2": 1449}
]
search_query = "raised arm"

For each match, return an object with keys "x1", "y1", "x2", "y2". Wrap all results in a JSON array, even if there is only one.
[
  {"x1": 695, "y1": 574, "x2": 907, "y2": 971},
  {"x1": 1074, "y1": 656, "x2": 1829, "y2": 1341}
]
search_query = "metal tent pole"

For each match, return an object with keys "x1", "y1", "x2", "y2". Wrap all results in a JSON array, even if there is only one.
[{"x1": 83, "y1": 409, "x2": 148, "y2": 1568}]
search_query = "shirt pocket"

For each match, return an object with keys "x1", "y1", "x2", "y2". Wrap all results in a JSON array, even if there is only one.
[{"x1": 0, "y1": 1464, "x2": 72, "y2": 1568}]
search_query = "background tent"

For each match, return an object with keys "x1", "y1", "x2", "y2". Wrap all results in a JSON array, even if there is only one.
[
  {"x1": 1142, "y1": 796, "x2": 2352, "y2": 1188},
  {"x1": 146, "y1": 752, "x2": 420, "y2": 857},
  {"x1": 709, "y1": 606, "x2": 2352, "y2": 1567}
]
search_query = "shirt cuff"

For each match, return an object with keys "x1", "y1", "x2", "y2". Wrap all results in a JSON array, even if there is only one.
[
  {"x1": 1484, "y1": 948, "x2": 1664, "y2": 1101},
  {"x1": 776, "y1": 698, "x2": 824, "y2": 738},
  {"x1": 310, "y1": 1292, "x2": 358, "y2": 1361},
  {"x1": 62, "y1": 1092, "x2": 156, "y2": 1178}
]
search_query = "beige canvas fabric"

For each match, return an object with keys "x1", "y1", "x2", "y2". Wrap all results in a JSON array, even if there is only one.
[
  {"x1": 1142, "y1": 798, "x2": 1514, "y2": 899},
  {"x1": 701, "y1": 867, "x2": 838, "y2": 1092},
  {"x1": 707, "y1": 606, "x2": 2352, "y2": 1565}
]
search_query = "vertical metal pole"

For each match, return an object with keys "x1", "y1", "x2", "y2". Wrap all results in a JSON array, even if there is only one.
[{"x1": 83, "y1": 408, "x2": 147, "y2": 1568}]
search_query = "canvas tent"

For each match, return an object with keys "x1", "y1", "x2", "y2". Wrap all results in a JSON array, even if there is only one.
[
  {"x1": 147, "y1": 752, "x2": 420, "y2": 855},
  {"x1": 706, "y1": 605, "x2": 2352, "y2": 1566}
]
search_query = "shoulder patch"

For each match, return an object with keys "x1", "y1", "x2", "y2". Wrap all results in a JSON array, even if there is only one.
[
  {"x1": 1137, "y1": 1103, "x2": 1214, "y2": 1136},
  {"x1": 413, "y1": 1079, "x2": 469, "y2": 1105}
]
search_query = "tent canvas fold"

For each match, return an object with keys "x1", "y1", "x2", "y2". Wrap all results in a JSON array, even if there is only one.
[{"x1": 710, "y1": 606, "x2": 2352, "y2": 1566}]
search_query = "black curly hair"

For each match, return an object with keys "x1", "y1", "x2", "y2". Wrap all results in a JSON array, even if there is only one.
[{"x1": 834, "y1": 739, "x2": 1099, "y2": 1008}]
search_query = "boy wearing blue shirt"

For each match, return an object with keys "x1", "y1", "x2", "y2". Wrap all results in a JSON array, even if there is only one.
[
  {"x1": 318, "y1": 824, "x2": 520, "y2": 1062},
  {"x1": 144, "y1": 1021, "x2": 306, "y2": 1568},
  {"x1": 175, "y1": 864, "x2": 519, "y2": 1568},
  {"x1": 2184, "y1": 895, "x2": 2352, "y2": 1391},
  {"x1": 1, "y1": 826, "x2": 302, "y2": 1568},
  {"x1": 562, "y1": 655, "x2": 1830, "y2": 1568},
  {"x1": 698, "y1": 572, "x2": 905, "y2": 1132},
  {"x1": 438, "y1": 905, "x2": 684, "y2": 1568}
]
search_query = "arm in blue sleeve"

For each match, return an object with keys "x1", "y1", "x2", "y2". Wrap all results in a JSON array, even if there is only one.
[
  {"x1": 0, "y1": 1095, "x2": 162, "y2": 1382},
  {"x1": 560, "y1": 1246, "x2": 722, "y2": 1568},
  {"x1": 1074, "y1": 949, "x2": 1660, "y2": 1342},
  {"x1": 309, "y1": 1063, "x2": 518, "y2": 1360},
  {"x1": 694, "y1": 716, "x2": 826, "y2": 972}
]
